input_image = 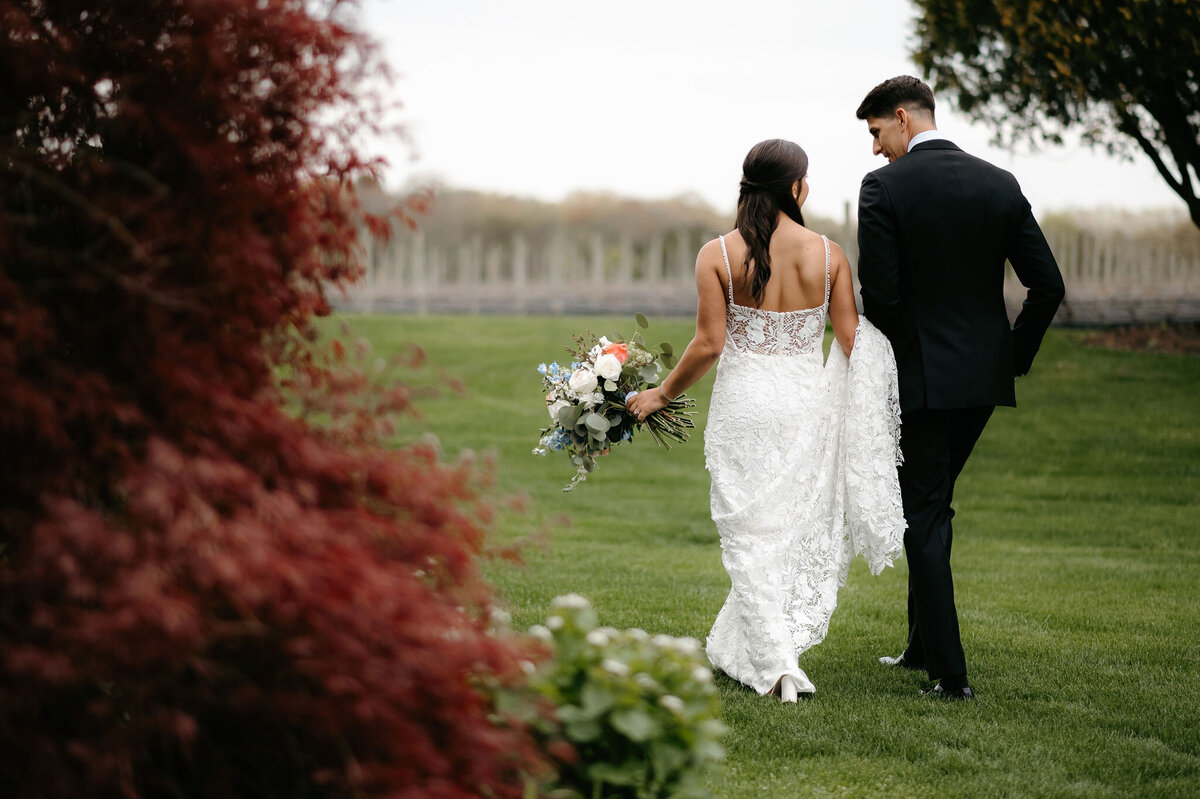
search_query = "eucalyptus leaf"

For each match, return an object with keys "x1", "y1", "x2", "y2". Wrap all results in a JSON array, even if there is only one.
[
  {"x1": 557, "y1": 403, "x2": 583, "y2": 428},
  {"x1": 635, "y1": 312, "x2": 649, "y2": 329},
  {"x1": 659, "y1": 342, "x2": 674, "y2": 356},
  {"x1": 584, "y1": 412, "x2": 611, "y2": 433},
  {"x1": 638, "y1": 363, "x2": 661, "y2": 382}
]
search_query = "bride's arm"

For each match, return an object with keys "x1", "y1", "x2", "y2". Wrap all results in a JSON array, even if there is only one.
[
  {"x1": 828, "y1": 242, "x2": 859, "y2": 357},
  {"x1": 626, "y1": 241, "x2": 727, "y2": 420}
]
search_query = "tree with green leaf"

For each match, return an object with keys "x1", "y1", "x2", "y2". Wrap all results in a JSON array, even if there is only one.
[{"x1": 912, "y1": 0, "x2": 1200, "y2": 227}]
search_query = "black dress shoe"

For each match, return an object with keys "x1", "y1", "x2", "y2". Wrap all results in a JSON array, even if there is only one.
[
  {"x1": 921, "y1": 683, "x2": 975, "y2": 701},
  {"x1": 878, "y1": 652, "x2": 925, "y2": 672}
]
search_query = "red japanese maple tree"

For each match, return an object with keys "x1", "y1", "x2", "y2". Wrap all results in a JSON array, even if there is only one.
[{"x1": 0, "y1": 2, "x2": 545, "y2": 797}]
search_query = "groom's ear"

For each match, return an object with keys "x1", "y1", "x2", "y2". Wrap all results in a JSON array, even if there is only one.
[{"x1": 894, "y1": 106, "x2": 909, "y2": 131}]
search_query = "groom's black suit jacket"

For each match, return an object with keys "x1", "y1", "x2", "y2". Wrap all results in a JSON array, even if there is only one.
[{"x1": 857, "y1": 139, "x2": 1065, "y2": 412}]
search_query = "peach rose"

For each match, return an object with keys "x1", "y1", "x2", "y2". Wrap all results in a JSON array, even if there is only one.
[{"x1": 602, "y1": 341, "x2": 628, "y2": 364}]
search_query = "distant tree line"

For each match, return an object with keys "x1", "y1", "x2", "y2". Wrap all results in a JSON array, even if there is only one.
[{"x1": 359, "y1": 183, "x2": 849, "y2": 257}]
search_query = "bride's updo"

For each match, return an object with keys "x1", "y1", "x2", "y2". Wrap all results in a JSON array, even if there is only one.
[{"x1": 735, "y1": 139, "x2": 808, "y2": 307}]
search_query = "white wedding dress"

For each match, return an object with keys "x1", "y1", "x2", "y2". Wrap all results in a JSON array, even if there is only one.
[{"x1": 703, "y1": 234, "x2": 905, "y2": 696}]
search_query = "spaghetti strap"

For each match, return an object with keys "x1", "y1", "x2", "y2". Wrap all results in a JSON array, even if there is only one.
[
  {"x1": 821, "y1": 235, "x2": 831, "y2": 307},
  {"x1": 719, "y1": 235, "x2": 734, "y2": 304}
]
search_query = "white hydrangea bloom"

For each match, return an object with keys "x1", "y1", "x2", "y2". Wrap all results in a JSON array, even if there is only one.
[
  {"x1": 551, "y1": 593, "x2": 590, "y2": 610},
  {"x1": 602, "y1": 658, "x2": 630, "y2": 677},
  {"x1": 659, "y1": 695, "x2": 685, "y2": 714},
  {"x1": 586, "y1": 630, "x2": 610, "y2": 647}
]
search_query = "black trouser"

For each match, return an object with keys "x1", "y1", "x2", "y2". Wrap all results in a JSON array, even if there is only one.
[{"x1": 898, "y1": 406, "x2": 994, "y2": 684}]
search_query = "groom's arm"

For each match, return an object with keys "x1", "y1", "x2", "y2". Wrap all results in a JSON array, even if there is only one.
[
  {"x1": 856, "y1": 173, "x2": 902, "y2": 338},
  {"x1": 1006, "y1": 196, "x2": 1065, "y2": 376}
]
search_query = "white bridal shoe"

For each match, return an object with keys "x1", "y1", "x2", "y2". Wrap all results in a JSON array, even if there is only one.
[{"x1": 777, "y1": 674, "x2": 814, "y2": 703}]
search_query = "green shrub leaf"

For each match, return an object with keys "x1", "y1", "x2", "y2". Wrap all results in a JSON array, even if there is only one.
[{"x1": 611, "y1": 708, "x2": 661, "y2": 742}]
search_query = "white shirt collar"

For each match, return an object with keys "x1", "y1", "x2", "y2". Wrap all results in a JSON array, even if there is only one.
[{"x1": 907, "y1": 129, "x2": 948, "y2": 152}]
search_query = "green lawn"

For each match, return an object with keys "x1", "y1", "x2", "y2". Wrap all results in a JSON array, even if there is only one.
[{"x1": 335, "y1": 313, "x2": 1200, "y2": 798}]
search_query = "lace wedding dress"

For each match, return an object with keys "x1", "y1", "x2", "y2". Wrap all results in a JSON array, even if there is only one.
[{"x1": 703, "y1": 234, "x2": 905, "y2": 696}]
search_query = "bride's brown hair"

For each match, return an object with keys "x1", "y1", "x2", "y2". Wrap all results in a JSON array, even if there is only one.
[{"x1": 735, "y1": 139, "x2": 808, "y2": 307}]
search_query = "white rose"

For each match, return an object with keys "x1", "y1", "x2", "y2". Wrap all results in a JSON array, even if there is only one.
[
  {"x1": 598, "y1": 336, "x2": 612, "y2": 347},
  {"x1": 595, "y1": 353, "x2": 622, "y2": 381},
  {"x1": 548, "y1": 399, "x2": 571, "y2": 423},
  {"x1": 568, "y1": 368, "x2": 598, "y2": 396}
]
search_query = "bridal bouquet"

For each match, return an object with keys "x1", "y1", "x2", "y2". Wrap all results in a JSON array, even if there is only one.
[{"x1": 534, "y1": 314, "x2": 696, "y2": 491}]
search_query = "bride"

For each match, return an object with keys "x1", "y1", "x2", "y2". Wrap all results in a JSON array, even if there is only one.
[{"x1": 627, "y1": 139, "x2": 905, "y2": 702}]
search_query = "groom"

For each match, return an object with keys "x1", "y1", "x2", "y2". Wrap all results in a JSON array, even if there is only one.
[{"x1": 854, "y1": 76, "x2": 1064, "y2": 699}]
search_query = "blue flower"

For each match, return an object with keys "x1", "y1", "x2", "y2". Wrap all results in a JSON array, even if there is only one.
[
  {"x1": 537, "y1": 363, "x2": 548, "y2": 375},
  {"x1": 549, "y1": 429, "x2": 572, "y2": 451}
]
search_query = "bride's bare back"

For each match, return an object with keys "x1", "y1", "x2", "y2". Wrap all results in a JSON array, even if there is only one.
[
  {"x1": 702, "y1": 216, "x2": 860, "y2": 357},
  {"x1": 719, "y1": 220, "x2": 831, "y2": 312}
]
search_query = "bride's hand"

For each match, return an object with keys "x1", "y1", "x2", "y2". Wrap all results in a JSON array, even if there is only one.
[{"x1": 625, "y1": 386, "x2": 671, "y2": 422}]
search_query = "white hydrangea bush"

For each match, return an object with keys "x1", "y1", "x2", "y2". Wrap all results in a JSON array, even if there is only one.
[{"x1": 527, "y1": 594, "x2": 726, "y2": 799}]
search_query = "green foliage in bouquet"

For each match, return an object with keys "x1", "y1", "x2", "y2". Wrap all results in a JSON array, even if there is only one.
[{"x1": 523, "y1": 595, "x2": 726, "y2": 799}]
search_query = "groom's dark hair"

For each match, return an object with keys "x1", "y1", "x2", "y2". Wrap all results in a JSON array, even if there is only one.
[{"x1": 856, "y1": 76, "x2": 936, "y2": 121}]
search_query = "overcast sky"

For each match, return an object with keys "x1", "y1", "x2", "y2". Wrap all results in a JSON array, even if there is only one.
[{"x1": 358, "y1": 0, "x2": 1184, "y2": 221}]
